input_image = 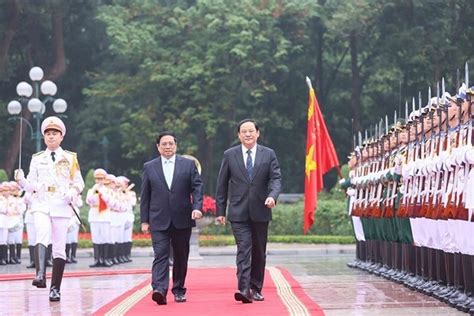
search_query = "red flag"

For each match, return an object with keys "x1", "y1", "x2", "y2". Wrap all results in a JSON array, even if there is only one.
[
  {"x1": 98, "y1": 193, "x2": 108, "y2": 212},
  {"x1": 304, "y1": 83, "x2": 340, "y2": 234}
]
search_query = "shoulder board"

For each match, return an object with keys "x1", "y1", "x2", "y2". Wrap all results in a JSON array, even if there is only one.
[
  {"x1": 32, "y1": 151, "x2": 45, "y2": 157},
  {"x1": 64, "y1": 150, "x2": 77, "y2": 156}
]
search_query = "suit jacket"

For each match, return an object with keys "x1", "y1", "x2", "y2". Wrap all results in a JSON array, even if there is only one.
[
  {"x1": 216, "y1": 144, "x2": 282, "y2": 222},
  {"x1": 140, "y1": 155, "x2": 203, "y2": 231}
]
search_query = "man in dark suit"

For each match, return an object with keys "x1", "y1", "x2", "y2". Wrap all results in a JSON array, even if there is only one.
[
  {"x1": 216, "y1": 119, "x2": 282, "y2": 303},
  {"x1": 140, "y1": 132, "x2": 203, "y2": 305}
]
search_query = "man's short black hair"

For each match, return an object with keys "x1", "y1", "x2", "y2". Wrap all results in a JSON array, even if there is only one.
[
  {"x1": 237, "y1": 119, "x2": 259, "y2": 133},
  {"x1": 156, "y1": 132, "x2": 177, "y2": 144}
]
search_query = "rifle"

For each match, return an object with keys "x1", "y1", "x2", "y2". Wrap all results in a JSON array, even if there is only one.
[
  {"x1": 408, "y1": 97, "x2": 420, "y2": 218},
  {"x1": 398, "y1": 101, "x2": 411, "y2": 217},
  {"x1": 441, "y1": 78, "x2": 467, "y2": 219}
]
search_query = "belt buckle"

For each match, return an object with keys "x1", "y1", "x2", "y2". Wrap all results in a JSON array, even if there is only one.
[{"x1": 47, "y1": 186, "x2": 56, "y2": 193}]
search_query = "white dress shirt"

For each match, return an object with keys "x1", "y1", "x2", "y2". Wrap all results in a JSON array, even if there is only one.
[{"x1": 161, "y1": 155, "x2": 176, "y2": 189}]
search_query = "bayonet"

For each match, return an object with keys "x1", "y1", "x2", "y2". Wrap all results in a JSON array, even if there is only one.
[
  {"x1": 466, "y1": 61, "x2": 469, "y2": 88},
  {"x1": 457, "y1": 68, "x2": 460, "y2": 91},
  {"x1": 405, "y1": 101, "x2": 409, "y2": 122}
]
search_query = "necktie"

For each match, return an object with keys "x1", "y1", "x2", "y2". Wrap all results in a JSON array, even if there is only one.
[
  {"x1": 246, "y1": 149, "x2": 253, "y2": 179},
  {"x1": 51, "y1": 152, "x2": 56, "y2": 162}
]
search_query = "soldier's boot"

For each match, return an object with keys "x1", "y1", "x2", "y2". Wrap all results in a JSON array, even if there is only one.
[
  {"x1": 65, "y1": 244, "x2": 72, "y2": 263},
  {"x1": 416, "y1": 247, "x2": 429, "y2": 291},
  {"x1": 391, "y1": 243, "x2": 401, "y2": 281},
  {"x1": 32, "y1": 244, "x2": 47, "y2": 288},
  {"x1": 414, "y1": 247, "x2": 428, "y2": 290},
  {"x1": 436, "y1": 252, "x2": 456, "y2": 300},
  {"x1": 465, "y1": 256, "x2": 474, "y2": 313},
  {"x1": 100, "y1": 244, "x2": 112, "y2": 267},
  {"x1": 8, "y1": 244, "x2": 17, "y2": 264},
  {"x1": 386, "y1": 242, "x2": 398, "y2": 279},
  {"x1": 347, "y1": 241, "x2": 358, "y2": 268},
  {"x1": 106, "y1": 243, "x2": 115, "y2": 266},
  {"x1": 426, "y1": 249, "x2": 446, "y2": 296},
  {"x1": 70, "y1": 243, "x2": 78, "y2": 263},
  {"x1": 26, "y1": 246, "x2": 35, "y2": 268},
  {"x1": 445, "y1": 252, "x2": 464, "y2": 304},
  {"x1": 46, "y1": 244, "x2": 53, "y2": 267},
  {"x1": 420, "y1": 248, "x2": 436, "y2": 294},
  {"x1": 125, "y1": 242, "x2": 132, "y2": 262},
  {"x1": 404, "y1": 244, "x2": 418, "y2": 287},
  {"x1": 49, "y1": 258, "x2": 66, "y2": 302},
  {"x1": 119, "y1": 243, "x2": 127, "y2": 263},
  {"x1": 15, "y1": 243, "x2": 22, "y2": 264},
  {"x1": 89, "y1": 244, "x2": 101, "y2": 267},
  {"x1": 453, "y1": 254, "x2": 474, "y2": 311},
  {"x1": 0, "y1": 245, "x2": 6, "y2": 265},
  {"x1": 105, "y1": 244, "x2": 114, "y2": 267},
  {"x1": 360, "y1": 241, "x2": 367, "y2": 263},
  {"x1": 396, "y1": 242, "x2": 403, "y2": 274},
  {"x1": 111, "y1": 243, "x2": 119, "y2": 265}
]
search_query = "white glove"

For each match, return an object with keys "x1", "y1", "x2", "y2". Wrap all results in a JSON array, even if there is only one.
[
  {"x1": 14, "y1": 169, "x2": 25, "y2": 182},
  {"x1": 192, "y1": 210, "x2": 203, "y2": 220},
  {"x1": 64, "y1": 188, "x2": 77, "y2": 204}
]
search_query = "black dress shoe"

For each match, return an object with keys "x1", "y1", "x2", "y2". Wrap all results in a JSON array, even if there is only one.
[
  {"x1": 49, "y1": 286, "x2": 61, "y2": 302},
  {"x1": 252, "y1": 291, "x2": 264, "y2": 301},
  {"x1": 234, "y1": 290, "x2": 253, "y2": 304},
  {"x1": 152, "y1": 290, "x2": 167, "y2": 305},
  {"x1": 32, "y1": 277, "x2": 47, "y2": 288},
  {"x1": 174, "y1": 294, "x2": 186, "y2": 303}
]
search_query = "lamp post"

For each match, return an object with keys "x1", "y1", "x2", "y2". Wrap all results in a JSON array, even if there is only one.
[{"x1": 7, "y1": 66, "x2": 68, "y2": 153}]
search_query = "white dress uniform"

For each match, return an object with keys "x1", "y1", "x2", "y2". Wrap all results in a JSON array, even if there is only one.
[
  {"x1": 6, "y1": 189, "x2": 25, "y2": 245},
  {"x1": 21, "y1": 147, "x2": 84, "y2": 260},
  {"x1": 87, "y1": 183, "x2": 112, "y2": 244},
  {"x1": 0, "y1": 184, "x2": 8, "y2": 265},
  {"x1": 16, "y1": 116, "x2": 85, "y2": 301}
]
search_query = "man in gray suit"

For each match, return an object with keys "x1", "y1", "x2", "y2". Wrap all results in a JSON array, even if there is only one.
[
  {"x1": 216, "y1": 119, "x2": 282, "y2": 303},
  {"x1": 141, "y1": 132, "x2": 203, "y2": 305}
]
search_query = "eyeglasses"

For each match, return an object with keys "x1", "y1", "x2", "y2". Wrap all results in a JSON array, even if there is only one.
[{"x1": 160, "y1": 142, "x2": 176, "y2": 147}]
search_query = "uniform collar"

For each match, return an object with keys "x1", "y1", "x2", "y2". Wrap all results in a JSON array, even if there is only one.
[{"x1": 45, "y1": 147, "x2": 64, "y2": 156}]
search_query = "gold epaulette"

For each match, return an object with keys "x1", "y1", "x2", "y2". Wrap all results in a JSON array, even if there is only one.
[
  {"x1": 64, "y1": 150, "x2": 77, "y2": 156},
  {"x1": 32, "y1": 151, "x2": 44, "y2": 157}
]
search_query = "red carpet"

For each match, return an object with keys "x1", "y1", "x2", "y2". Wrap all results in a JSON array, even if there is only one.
[{"x1": 94, "y1": 266, "x2": 324, "y2": 316}]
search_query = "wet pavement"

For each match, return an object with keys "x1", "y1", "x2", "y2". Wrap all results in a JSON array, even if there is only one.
[{"x1": 0, "y1": 243, "x2": 465, "y2": 315}]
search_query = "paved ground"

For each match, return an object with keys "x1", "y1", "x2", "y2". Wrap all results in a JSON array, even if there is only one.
[{"x1": 0, "y1": 243, "x2": 465, "y2": 315}]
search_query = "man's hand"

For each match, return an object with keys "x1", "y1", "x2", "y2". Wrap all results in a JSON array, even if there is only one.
[
  {"x1": 216, "y1": 216, "x2": 226, "y2": 225},
  {"x1": 264, "y1": 197, "x2": 276, "y2": 208},
  {"x1": 141, "y1": 223, "x2": 150, "y2": 234},
  {"x1": 14, "y1": 169, "x2": 25, "y2": 182},
  {"x1": 192, "y1": 210, "x2": 203, "y2": 220}
]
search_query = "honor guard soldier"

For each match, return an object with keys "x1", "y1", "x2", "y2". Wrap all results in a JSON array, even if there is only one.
[
  {"x1": 86, "y1": 168, "x2": 113, "y2": 267},
  {"x1": 117, "y1": 176, "x2": 136, "y2": 262},
  {"x1": 0, "y1": 183, "x2": 8, "y2": 265},
  {"x1": 6, "y1": 181, "x2": 25, "y2": 264},
  {"x1": 65, "y1": 193, "x2": 83, "y2": 263},
  {"x1": 15, "y1": 116, "x2": 85, "y2": 302}
]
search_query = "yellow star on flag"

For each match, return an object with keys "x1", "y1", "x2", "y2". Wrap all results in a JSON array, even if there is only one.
[{"x1": 305, "y1": 145, "x2": 316, "y2": 178}]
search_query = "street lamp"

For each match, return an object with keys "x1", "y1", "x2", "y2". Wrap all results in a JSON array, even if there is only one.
[{"x1": 7, "y1": 66, "x2": 68, "y2": 153}]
